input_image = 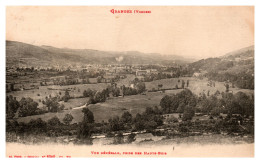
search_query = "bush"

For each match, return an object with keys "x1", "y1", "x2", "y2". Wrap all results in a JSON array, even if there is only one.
[
  {"x1": 83, "y1": 88, "x2": 93, "y2": 97},
  {"x1": 44, "y1": 97, "x2": 64, "y2": 112},
  {"x1": 166, "y1": 116, "x2": 179, "y2": 123},
  {"x1": 27, "y1": 118, "x2": 47, "y2": 134},
  {"x1": 63, "y1": 113, "x2": 74, "y2": 125},
  {"x1": 113, "y1": 132, "x2": 124, "y2": 144},
  {"x1": 126, "y1": 133, "x2": 136, "y2": 143},
  {"x1": 18, "y1": 97, "x2": 39, "y2": 117},
  {"x1": 6, "y1": 95, "x2": 20, "y2": 119},
  {"x1": 182, "y1": 106, "x2": 195, "y2": 121},
  {"x1": 211, "y1": 107, "x2": 222, "y2": 116},
  {"x1": 47, "y1": 116, "x2": 61, "y2": 126},
  {"x1": 77, "y1": 122, "x2": 94, "y2": 139},
  {"x1": 62, "y1": 90, "x2": 70, "y2": 102}
]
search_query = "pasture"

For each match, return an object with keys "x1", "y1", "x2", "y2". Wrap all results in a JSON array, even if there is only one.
[
  {"x1": 17, "y1": 91, "x2": 166, "y2": 123},
  {"x1": 7, "y1": 82, "x2": 108, "y2": 108},
  {"x1": 145, "y1": 77, "x2": 254, "y2": 96},
  {"x1": 14, "y1": 76, "x2": 254, "y2": 124}
]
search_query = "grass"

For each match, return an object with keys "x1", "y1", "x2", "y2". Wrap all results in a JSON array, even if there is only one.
[
  {"x1": 88, "y1": 92, "x2": 165, "y2": 122},
  {"x1": 17, "y1": 92, "x2": 166, "y2": 124},
  {"x1": 61, "y1": 97, "x2": 89, "y2": 109},
  {"x1": 14, "y1": 76, "x2": 254, "y2": 124},
  {"x1": 7, "y1": 83, "x2": 108, "y2": 108},
  {"x1": 145, "y1": 77, "x2": 254, "y2": 96}
]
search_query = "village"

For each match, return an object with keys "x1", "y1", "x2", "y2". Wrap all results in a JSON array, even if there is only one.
[{"x1": 6, "y1": 60, "x2": 254, "y2": 146}]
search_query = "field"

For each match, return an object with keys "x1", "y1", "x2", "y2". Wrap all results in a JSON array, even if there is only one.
[
  {"x1": 14, "y1": 76, "x2": 254, "y2": 124},
  {"x1": 17, "y1": 92, "x2": 165, "y2": 123},
  {"x1": 145, "y1": 77, "x2": 254, "y2": 96},
  {"x1": 7, "y1": 82, "x2": 109, "y2": 108},
  {"x1": 87, "y1": 92, "x2": 165, "y2": 122}
]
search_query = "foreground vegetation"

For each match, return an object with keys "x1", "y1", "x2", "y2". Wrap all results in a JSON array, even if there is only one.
[{"x1": 6, "y1": 88, "x2": 254, "y2": 145}]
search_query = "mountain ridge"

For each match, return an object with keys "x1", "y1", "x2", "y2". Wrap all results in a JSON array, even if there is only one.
[{"x1": 6, "y1": 40, "x2": 192, "y2": 67}]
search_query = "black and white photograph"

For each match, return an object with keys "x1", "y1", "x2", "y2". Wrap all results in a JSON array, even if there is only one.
[{"x1": 4, "y1": 6, "x2": 255, "y2": 157}]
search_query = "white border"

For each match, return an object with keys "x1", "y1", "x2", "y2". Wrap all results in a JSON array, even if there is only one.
[{"x1": 0, "y1": 1, "x2": 259, "y2": 163}]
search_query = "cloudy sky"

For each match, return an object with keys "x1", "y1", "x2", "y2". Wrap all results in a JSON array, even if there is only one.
[{"x1": 6, "y1": 6, "x2": 254, "y2": 59}]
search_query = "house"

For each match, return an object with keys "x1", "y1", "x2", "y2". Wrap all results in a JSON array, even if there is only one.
[
  {"x1": 136, "y1": 70, "x2": 148, "y2": 76},
  {"x1": 146, "y1": 69, "x2": 158, "y2": 74}
]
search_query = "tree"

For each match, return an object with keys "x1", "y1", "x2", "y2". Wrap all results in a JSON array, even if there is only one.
[
  {"x1": 176, "y1": 102, "x2": 185, "y2": 113},
  {"x1": 108, "y1": 116, "x2": 124, "y2": 131},
  {"x1": 234, "y1": 92, "x2": 254, "y2": 116},
  {"x1": 126, "y1": 133, "x2": 136, "y2": 143},
  {"x1": 113, "y1": 132, "x2": 124, "y2": 144},
  {"x1": 94, "y1": 91, "x2": 105, "y2": 102},
  {"x1": 101, "y1": 88, "x2": 110, "y2": 98},
  {"x1": 10, "y1": 83, "x2": 15, "y2": 91},
  {"x1": 160, "y1": 89, "x2": 197, "y2": 114},
  {"x1": 6, "y1": 95, "x2": 20, "y2": 119},
  {"x1": 47, "y1": 116, "x2": 61, "y2": 126},
  {"x1": 112, "y1": 87, "x2": 120, "y2": 97},
  {"x1": 77, "y1": 121, "x2": 93, "y2": 139},
  {"x1": 63, "y1": 90, "x2": 70, "y2": 102},
  {"x1": 83, "y1": 88, "x2": 93, "y2": 97},
  {"x1": 136, "y1": 82, "x2": 146, "y2": 93},
  {"x1": 87, "y1": 96, "x2": 95, "y2": 105},
  {"x1": 82, "y1": 107, "x2": 94, "y2": 123},
  {"x1": 153, "y1": 106, "x2": 162, "y2": 115},
  {"x1": 27, "y1": 118, "x2": 47, "y2": 134},
  {"x1": 122, "y1": 85, "x2": 126, "y2": 97},
  {"x1": 199, "y1": 97, "x2": 216, "y2": 114},
  {"x1": 144, "y1": 107, "x2": 155, "y2": 115},
  {"x1": 158, "y1": 84, "x2": 163, "y2": 90},
  {"x1": 211, "y1": 107, "x2": 222, "y2": 116},
  {"x1": 121, "y1": 111, "x2": 132, "y2": 124},
  {"x1": 160, "y1": 95, "x2": 174, "y2": 113},
  {"x1": 224, "y1": 83, "x2": 229, "y2": 92},
  {"x1": 63, "y1": 113, "x2": 74, "y2": 125},
  {"x1": 59, "y1": 104, "x2": 65, "y2": 112},
  {"x1": 77, "y1": 108, "x2": 95, "y2": 139},
  {"x1": 134, "y1": 113, "x2": 145, "y2": 131},
  {"x1": 182, "y1": 106, "x2": 195, "y2": 121},
  {"x1": 44, "y1": 97, "x2": 64, "y2": 112},
  {"x1": 181, "y1": 80, "x2": 185, "y2": 89},
  {"x1": 18, "y1": 97, "x2": 39, "y2": 117},
  {"x1": 97, "y1": 76, "x2": 102, "y2": 83}
]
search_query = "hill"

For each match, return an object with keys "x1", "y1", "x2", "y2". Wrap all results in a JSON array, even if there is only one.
[
  {"x1": 188, "y1": 46, "x2": 254, "y2": 89},
  {"x1": 6, "y1": 40, "x2": 191, "y2": 67}
]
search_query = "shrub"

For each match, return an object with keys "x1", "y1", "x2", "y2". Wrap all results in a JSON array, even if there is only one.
[
  {"x1": 126, "y1": 133, "x2": 136, "y2": 143},
  {"x1": 63, "y1": 113, "x2": 74, "y2": 125}
]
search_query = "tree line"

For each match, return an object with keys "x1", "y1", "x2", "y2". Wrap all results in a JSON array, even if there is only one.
[{"x1": 160, "y1": 89, "x2": 254, "y2": 119}]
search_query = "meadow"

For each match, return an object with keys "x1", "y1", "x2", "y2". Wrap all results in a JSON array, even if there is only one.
[
  {"x1": 17, "y1": 92, "x2": 165, "y2": 123},
  {"x1": 14, "y1": 76, "x2": 254, "y2": 124}
]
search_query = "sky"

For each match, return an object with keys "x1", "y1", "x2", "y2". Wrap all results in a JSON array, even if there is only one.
[{"x1": 6, "y1": 6, "x2": 254, "y2": 59}]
